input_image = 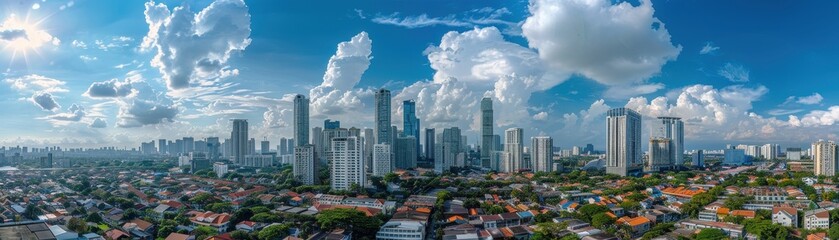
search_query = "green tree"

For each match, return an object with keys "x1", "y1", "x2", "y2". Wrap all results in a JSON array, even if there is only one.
[
  {"x1": 383, "y1": 172, "x2": 399, "y2": 183},
  {"x1": 258, "y1": 224, "x2": 291, "y2": 240},
  {"x1": 316, "y1": 208, "x2": 382, "y2": 239},
  {"x1": 67, "y1": 218, "x2": 87, "y2": 233},
  {"x1": 590, "y1": 213, "x2": 614, "y2": 228},
  {"x1": 576, "y1": 204, "x2": 610, "y2": 222},
  {"x1": 436, "y1": 190, "x2": 452, "y2": 202},
  {"x1": 194, "y1": 226, "x2": 217, "y2": 240},
  {"x1": 85, "y1": 213, "x2": 103, "y2": 223},
  {"x1": 696, "y1": 228, "x2": 727, "y2": 240},
  {"x1": 251, "y1": 212, "x2": 282, "y2": 223},
  {"x1": 829, "y1": 224, "x2": 839, "y2": 239}
]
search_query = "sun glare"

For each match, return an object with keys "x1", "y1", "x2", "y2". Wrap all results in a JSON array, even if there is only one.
[{"x1": 0, "y1": 13, "x2": 58, "y2": 65}]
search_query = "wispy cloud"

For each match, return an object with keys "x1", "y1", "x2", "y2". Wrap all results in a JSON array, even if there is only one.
[
  {"x1": 699, "y1": 42, "x2": 719, "y2": 55},
  {"x1": 796, "y1": 93, "x2": 823, "y2": 105},
  {"x1": 371, "y1": 7, "x2": 519, "y2": 34},
  {"x1": 717, "y1": 63, "x2": 749, "y2": 82}
]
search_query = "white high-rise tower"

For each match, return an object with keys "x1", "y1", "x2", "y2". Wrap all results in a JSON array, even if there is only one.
[{"x1": 606, "y1": 108, "x2": 642, "y2": 177}]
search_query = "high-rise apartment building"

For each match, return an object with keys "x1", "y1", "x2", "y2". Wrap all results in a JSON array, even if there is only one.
[
  {"x1": 372, "y1": 144, "x2": 391, "y2": 176},
  {"x1": 330, "y1": 136, "x2": 365, "y2": 191},
  {"x1": 261, "y1": 140, "x2": 270, "y2": 153},
  {"x1": 531, "y1": 136, "x2": 553, "y2": 172},
  {"x1": 647, "y1": 138, "x2": 671, "y2": 172},
  {"x1": 503, "y1": 128, "x2": 523, "y2": 173},
  {"x1": 363, "y1": 128, "x2": 375, "y2": 172},
  {"x1": 606, "y1": 108, "x2": 643, "y2": 177},
  {"x1": 813, "y1": 140, "x2": 838, "y2": 176},
  {"x1": 294, "y1": 145, "x2": 316, "y2": 185},
  {"x1": 207, "y1": 137, "x2": 220, "y2": 160},
  {"x1": 435, "y1": 127, "x2": 461, "y2": 173},
  {"x1": 651, "y1": 117, "x2": 684, "y2": 166},
  {"x1": 294, "y1": 94, "x2": 310, "y2": 146},
  {"x1": 183, "y1": 137, "x2": 194, "y2": 154},
  {"x1": 481, "y1": 97, "x2": 494, "y2": 169}
]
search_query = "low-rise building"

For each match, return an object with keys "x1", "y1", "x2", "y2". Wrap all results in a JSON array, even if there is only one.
[
  {"x1": 772, "y1": 206, "x2": 798, "y2": 228},
  {"x1": 804, "y1": 209, "x2": 830, "y2": 230}
]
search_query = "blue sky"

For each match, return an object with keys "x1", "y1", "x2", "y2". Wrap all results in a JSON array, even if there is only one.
[{"x1": 2, "y1": 0, "x2": 839, "y2": 150}]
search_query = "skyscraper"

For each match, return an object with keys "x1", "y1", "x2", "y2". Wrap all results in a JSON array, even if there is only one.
[
  {"x1": 395, "y1": 136, "x2": 417, "y2": 169},
  {"x1": 312, "y1": 127, "x2": 324, "y2": 164},
  {"x1": 813, "y1": 140, "x2": 838, "y2": 176},
  {"x1": 375, "y1": 89, "x2": 391, "y2": 146},
  {"x1": 531, "y1": 136, "x2": 553, "y2": 173},
  {"x1": 294, "y1": 145, "x2": 316, "y2": 185},
  {"x1": 402, "y1": 100, "x2": 420, "y2": 162},
  {"x1": 651, "y1": 117, "x2": 684, "y2": 166},
  {"x1": 294, "y1": 94, "x2": 310, "y2": 146},
  {"x1": 425, "y1": 128, "x2": 435, "y2": 165},
  {"x1": 183, "y1": 137, "x2": 194, "y2": 153},
  {"x1": 363, "y1": 128, "x2": 375, "y2": 173},
  {"x1": 372, "y1": 144, "x2": 391, "y2": 176},
  {"x1": 504, "y1": 128, "x2": 523, "y2": 172},
  {"x1": 231, "y1": 119, "x2": 248, "y2": 164},
  {"x1": 435, "y1": 127, "x2": 461, "y2": 173},
  {"x1": 481, "y1": 97, "x2": 493, "y2": 169},
  {"x1": 329, "y1": 136, "x2": 365, "y2": 191},
  {"x1": 606, "y1": 108, "x2": 643, "y2": 177},
  {"x1": 248, "y1": 138, "x2": 256, "y2": 155}
]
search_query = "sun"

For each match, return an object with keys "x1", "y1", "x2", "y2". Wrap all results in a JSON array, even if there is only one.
[{"x1": 0, "y1": 13, "x2": 59, "y2": 64}]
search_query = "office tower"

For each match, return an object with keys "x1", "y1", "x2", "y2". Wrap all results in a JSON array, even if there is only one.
[
  {"x1": 261, "y1": 140, "x2": 270, "y2": 153},
  {"x1": 329, "y1": 136, "x2": 365, "y2": 191},
  {"x1": 402, "y1": 100, "x2": 421, "y2": 162},
  {"x1": 503, "y1": 128, "x2": 523, "y2": 172},
  {"x1": 391, "y1": 125, "x2": 398, "y2": 155},
  {"x1": 372, "y1": 144, "x2": 391, "y2": 176},
  {"x1": 647, "y1": 138, "x2": 672, "y2": 172},
  {"x1": 183, "y1": 137, "x2": 195, "y2": 153},
  {"x1": 294, "y1": 94, "x2": 310, "y2": 146},
  {"x1": 312, "y1": 127, "x2": 324, "y2": 164},
  {"x1": 375, "y1": 89, "x2": 391, "y2": 146},
  {"x1": 584, "y1": 144, "x2": 594, "y2": 155},
  {"x1": 493, "y1": 135, "x2": 502, "y2": 153},
  {"x1": 481, "y1": 97, "x2": 493, "y2": 169},
  {"x1": 572, "y1": 146, "x2": 581, "y2": 156},
  {"x1": 294, "y1": 145, "x2": 316, "y2": 185},
  {"x1": 364, "y1": 128, "x2": 374, "y2": 172},
  {"x1": 324, "y1": 119, "x2": 340, "y2": 130},
  {"x1": 531, "y1": 136, "x2": 553, "y2": 172},
  {"x1": 231, "y1": 119, "x2": 249, "y2": 164},
  {"x1": 425, "y1": 128, "x2": 435, "y2": 165},
  {"x1": 606, "y1": 108, "x2": 643, "y2": 177},
  {"x1": 280, "y1": 138, "x2": 289, "y2": 155},
  {"x1": 692, "y1": 150, "x2": 704, "y2": 167},
  {"x1": 207, "y1": 137, "x2": 220, "y2": 160},
  {"x1": 395, "y1": 136, "x2": 417, "y2": 169},
  {"x1": 248, "y1": 138, "x2": 256, "y2": 155},
  {"x1": 435, "y1": 127, "x2": 461, "y2": 173},
  {"x1": 813, "y1": 140, "x2": 838, "y2": 176},
  {"x1": 158, "y1": 139, "x2": 167, "y2": 154},
  {"x1": 651, "y1": 117, "x2": 684, "y2": 166}
]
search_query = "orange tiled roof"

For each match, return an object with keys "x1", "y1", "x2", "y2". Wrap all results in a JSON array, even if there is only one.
[{"x1": 731, "y1": 210, "x2": 755, "y2": 218}]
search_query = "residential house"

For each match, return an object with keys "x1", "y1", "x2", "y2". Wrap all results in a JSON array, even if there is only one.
[
  {"x1": 616, "y1": 216, "x2": 651, "y2": 237},
  {"x1": 189, "y1": 211, "x2": 232, "y2": 233},
  {"x1": 772, "y1": 206, "x2": 798, "y2": 228},
  {"x1": 679, "y1": 219, "x2": 745, "y2": 239},
  {"x1": 804, "y1": 209, "x2": 830, "y2": 230}
]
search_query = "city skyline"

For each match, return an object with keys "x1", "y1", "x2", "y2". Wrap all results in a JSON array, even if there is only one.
[{"x1": 3, "y1": 0, "x2": 839, "y2": 150}]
